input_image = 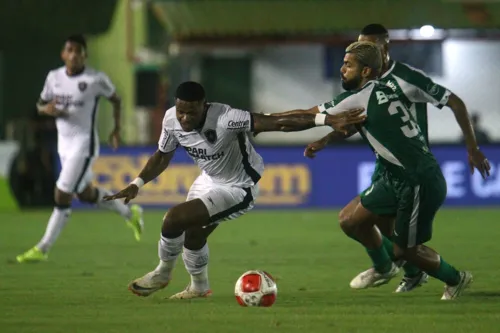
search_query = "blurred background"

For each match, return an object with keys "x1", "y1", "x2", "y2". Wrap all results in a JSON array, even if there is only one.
[{"x1": 0, "y1": 0, "x2": 498, "y2": 212}]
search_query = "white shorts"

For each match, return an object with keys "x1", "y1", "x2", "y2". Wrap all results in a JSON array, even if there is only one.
[
  {"x1": 56, "y1": 155, "x2": 95, "y2": 194},
  {"x1": 186, "y1": 175, "x2": 259, "y2": 225}
]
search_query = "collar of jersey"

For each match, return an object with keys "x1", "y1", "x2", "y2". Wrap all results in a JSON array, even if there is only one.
[
  {"x1": 380, "y1": 60, "x2": 396, "y2": 79},
  {"x1": 65, "y1": 66, "x2": 86, "y2": 77}
]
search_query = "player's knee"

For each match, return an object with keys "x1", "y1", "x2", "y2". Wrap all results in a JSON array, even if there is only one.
[
  {"x1": 338, "y1": 209, "x2": 355, "y2": 235},
  {"x1": 162, "y1": 207, "x2": 189, "y2": 237},
  {"x1": 54, "y1": 188, "x2": 73, "y2": 206},
  {"x1": 184, "y1": 228, "x2": 208, "y2": 251}
]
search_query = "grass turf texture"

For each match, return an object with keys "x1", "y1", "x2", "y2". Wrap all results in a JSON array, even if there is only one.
[{"x1": 1, "y1": 209, "x2": 500, "y2": 333}]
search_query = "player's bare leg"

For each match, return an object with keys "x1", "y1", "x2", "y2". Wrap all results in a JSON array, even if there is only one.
[
  {"x1": 16, "y1": 188, "x2": 72, "y2": 263},
  {"x1": 342, "y1": 197, "x2": 428, "y2": 291},
  {"x1": 169, "y1": 224, "x2": 218, "y2": 300},
  {"x1": 394, "y1": 243, "x2": 472, "y2": 300},
  {"x1": 78, "y1": 185, "x2": 144, "y2": 241},
  {"x1": 129, "y1": 199, "x2": 213, "y2": 297},
  {"x1": 339, "y1": 201, "x2": 399, "y2": 289}
]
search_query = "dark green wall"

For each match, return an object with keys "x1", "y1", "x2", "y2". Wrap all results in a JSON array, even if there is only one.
[{"x1": 0, "y1": 0, "x2": 118, "y2": 138}]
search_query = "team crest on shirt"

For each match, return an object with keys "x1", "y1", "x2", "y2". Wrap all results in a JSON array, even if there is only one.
[
  {"x1": 426, "y1": 83, "x2": 439, "y2": 96},
  {"x1": 204, "y1": 129, "x2": 217, "y2": 144},
  {"x1": 78, "y1": 81, "x2": 88, "y2": 92}
]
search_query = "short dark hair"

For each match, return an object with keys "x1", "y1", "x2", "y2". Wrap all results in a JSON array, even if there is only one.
[
  {"x1": 66, "y1": 34, "x2": 87, "y2": 50},
  {"x1": 360, "y1": 24, "x2": 388, "y2": 36},
  {"x1": 175, "y1": 81, "x2": 206, "y2": 102}
]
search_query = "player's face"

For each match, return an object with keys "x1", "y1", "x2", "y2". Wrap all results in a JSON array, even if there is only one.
[
  {"x1": 340, "y1": 53, "x2": 364, "y2": 91},
  {"x1": 176, "y1": 99, "x2": 206, "y2": 132},
  {"x1": 61, "y1": 42, "x2": 86, "y2": 72}
]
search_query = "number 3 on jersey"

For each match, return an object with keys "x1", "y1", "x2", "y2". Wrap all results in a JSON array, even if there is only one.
[{"x1": 376, "y1": 91, "x2": 420, "y2": 139}]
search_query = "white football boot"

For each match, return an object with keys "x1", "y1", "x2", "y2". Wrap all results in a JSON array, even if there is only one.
[
  {"x1": 350, "y1": 263, "x2": 400, "y2": 289},
  {"x1": 395, "y1": 271, "x2": 429, "y2": 293},
  {"x1": 128, "y1": 271, "x2": 171, "y2": 297},
  {"x1": 169, "y1": 283, "x2": 212, "y2": 300},
  {"x1": 441, "y1": 271, "x2": 473, "y2": 300}
]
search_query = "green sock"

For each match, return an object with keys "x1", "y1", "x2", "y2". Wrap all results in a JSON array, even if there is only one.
[
  {"x1": 402, "y1": 262, "x2": 422, "y2": 278},
  {"x1": 366, "y1": 244, "x2": 393, "y2": 274},
  {"x1": 381, "y1": 236, "x2": 395, "y2": 261},
  {"x1": 427, "y1": 257, "x2": 461, "y2": 286}
]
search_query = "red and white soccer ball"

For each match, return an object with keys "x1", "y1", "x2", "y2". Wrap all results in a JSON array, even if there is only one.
[{"x1": 234, "y1": 270, "x2": 278, "y2": 307}]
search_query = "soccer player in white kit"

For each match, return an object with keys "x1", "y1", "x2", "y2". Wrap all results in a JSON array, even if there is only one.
[
  {"x1": 104, "y1": 81, "x2": 366, "y2": 299},
  {"x1": 16, "y1": 35, "x2": 144, "y2": 263}
]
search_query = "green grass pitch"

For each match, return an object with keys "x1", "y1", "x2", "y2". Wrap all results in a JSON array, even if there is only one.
[{"x1": 1, "y1": 209, "x2": 500, "y2": 333}]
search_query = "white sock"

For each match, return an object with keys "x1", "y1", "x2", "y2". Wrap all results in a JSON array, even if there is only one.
[
  {"x1": 154, "y1": 233, "x2": 185, "y2": 278},
  {"x1": 95, "y1": 187, "x2": 132, "y2": 219},
  {"x1": 182, "y1": 244, "x2": 210, "y2": 292},
  {"x1": 37, "y1": 207, "x2": 72, "y2": 253}
]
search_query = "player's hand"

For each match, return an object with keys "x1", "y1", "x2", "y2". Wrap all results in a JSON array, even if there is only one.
[
  {"x1": 467, "y1": 147, "x2": 491, "y2": 179},
  {"x1": 325, "y1": 108, "x2": 366, "y2": 134},
  {"x1": 103, "y1": 184, "x2": 139, "y2": 204},
  {"x1": 108, "y1": 128, "x2": 121, "y2": 151},
  {"x1": 45, "y1": 100, "x2": 69, "y2": 118},
  {"x1": 304, "y1": 137, "x2": 328, "y2": 159}
]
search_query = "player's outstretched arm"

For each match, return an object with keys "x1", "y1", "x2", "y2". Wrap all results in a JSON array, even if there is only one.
[
  {"x1": 304, "y1": 126, "x2": 358, "y2": 158},
  {"x1": 103, "y1": 150, "x2": 175, "y2": 203},
  {"x1": 447, "y1": 93, "x2": 490, "y2": 179},
  {"x1": 265, "y1": 106, "x2": 320, "y2": 117},
  {"x1": 252, "y1": 109, "x2": 365, "y2": 134}
]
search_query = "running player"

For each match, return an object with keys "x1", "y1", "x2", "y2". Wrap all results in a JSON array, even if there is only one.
[
  {"x1": 16, "y1": 35, "x2": 144, "y2": 263},
  {"x1": 304, "y1": 24, "x2": 475, "y2": 293},
  {"x1": 308, "y1": 41, "x2": 488, "y2": 300},
  {"x1": 104, "y1": 81, "x2": 365, "y2": 299}
]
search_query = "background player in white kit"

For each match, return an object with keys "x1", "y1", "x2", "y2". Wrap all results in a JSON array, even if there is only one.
[
  {"x1": 16, "y1": 35, "x2": 144, "y2": 263},
  {"x1": 104, "y1": 81, "x2": 366, "y2": 299}
]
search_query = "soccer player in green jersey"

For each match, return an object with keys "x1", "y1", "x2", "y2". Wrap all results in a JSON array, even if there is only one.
[
  {"x1": 308, "y1": 41, "x2": 489, "y2": 300},
  {"x1": 304, "y1": 23, "x2": 484, "y2": 294},
  {"x1": 271, "y1": 40, "x2": 489, "y2": 299}
]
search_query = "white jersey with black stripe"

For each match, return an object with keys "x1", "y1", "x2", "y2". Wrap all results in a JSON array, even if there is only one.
[
  {"x1": 159, "y1": 103, "x2": 264, "y2": 187},
  {"x1": 39, "y1": 66, "x2": 116, "y2": 158}
]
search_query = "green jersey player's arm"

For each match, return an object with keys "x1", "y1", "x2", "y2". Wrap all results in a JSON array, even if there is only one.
[
  {"x1": 396, "y1": 65, "x2": 480, "y2": 150},
  {"x1": 307, "y1": 90, "x2": 368, "y2": 143}
]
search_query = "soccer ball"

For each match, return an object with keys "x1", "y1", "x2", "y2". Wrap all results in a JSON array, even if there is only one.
[{"x1": 234, "y1": 270, "x2": 278, "y2": 307}]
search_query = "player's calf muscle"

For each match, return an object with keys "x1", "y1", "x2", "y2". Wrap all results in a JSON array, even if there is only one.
[{"x1": 76, "y1": 186, "x2": 98, "y2": 203}]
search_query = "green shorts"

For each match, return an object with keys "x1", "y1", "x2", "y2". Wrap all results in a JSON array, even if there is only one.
[
  {"x1": 360, "y1": 174, "x2": 397, "y2": 216},
  {"x1": 391, "y1": 169, "x2": 447, "y2": 248},
  {"x1": 371, "y1": 159, "x2": 385, "y2": 183}
]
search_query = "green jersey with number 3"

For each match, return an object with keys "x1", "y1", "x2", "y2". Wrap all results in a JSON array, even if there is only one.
[
  {"x1": 319, "y1": 81, "x2": 440, "y2": 183},
  {"x1": 379, "y1": 60, "x2": 451, "y2": 144}
]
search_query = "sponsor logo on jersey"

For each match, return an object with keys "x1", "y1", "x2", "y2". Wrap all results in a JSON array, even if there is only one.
[
  {"x1": 184, "y1": 147, "x2": 225, "y2": 161},
  {"x1": 227, "y1": 120, "x2": 249, "y2": 130},
  {"x1": 385, "y1": 80, "x2": 397, "y2": 92},
  {"x1": 426, "y1": 83, "x2": 439, "y2": 96},
  {"x1": 54, "y1": 94, "x2": 84, "y2": 107}
]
